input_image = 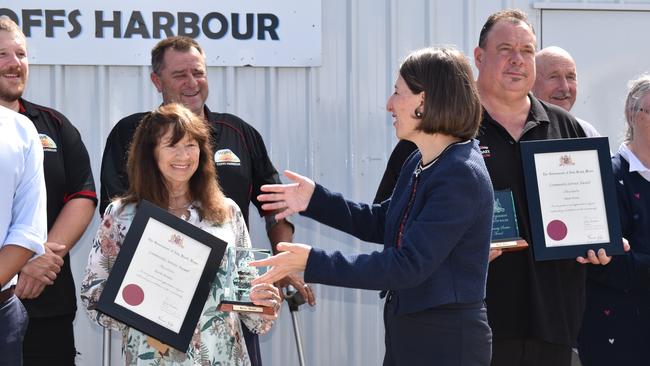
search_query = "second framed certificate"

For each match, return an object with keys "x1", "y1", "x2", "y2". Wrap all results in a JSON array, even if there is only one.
[
  {"x1": 96, "y1": 200, "x2": 227, "y2": 352},
  {"x1": 520, "y1": 137, "x2": 624, "y2": 261}
]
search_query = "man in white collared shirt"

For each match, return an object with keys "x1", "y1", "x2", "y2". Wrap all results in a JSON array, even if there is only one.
[
  {"x1": 533, "y1": 46, "x2": 601, "y2": 137},
  {"x1": 0, "y1": 105, "x2": 48, "y2": 366}
]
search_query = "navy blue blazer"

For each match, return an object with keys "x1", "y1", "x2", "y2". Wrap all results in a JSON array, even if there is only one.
[{"x1": 303, "y1": 140, "x2": 493, "y2": 315}]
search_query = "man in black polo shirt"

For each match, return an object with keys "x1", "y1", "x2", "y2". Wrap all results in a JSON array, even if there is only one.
[
  {"x1": 99, "y1": 36, "x2": 316, "y2": 366},
  {"x1": 0, "y1": 17, "x2": 97, "y2": 366},
  {"x1": 474, "y1": 10, "x2": 617, "y2": 366}
]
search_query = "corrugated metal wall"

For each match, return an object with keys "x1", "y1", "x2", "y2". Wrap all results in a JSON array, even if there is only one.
[{"x1": 18, "y1": 0, "x2": 649, "y2": 364}]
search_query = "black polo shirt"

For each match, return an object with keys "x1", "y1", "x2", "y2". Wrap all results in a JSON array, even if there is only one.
[
  {"x1": 477, "y1": 94, "x2": 587, "y2": 346},
  {"x1": 19, "y1": 98, "x2": 97, "y2": 318},
  {"x1": 99, "y1": 105, "x2": 282, "y2": 224}
]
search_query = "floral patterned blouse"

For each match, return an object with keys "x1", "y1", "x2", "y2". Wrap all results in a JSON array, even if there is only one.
[{"x1": 81, "y1": 199, "x2": 272, "y2": 366}]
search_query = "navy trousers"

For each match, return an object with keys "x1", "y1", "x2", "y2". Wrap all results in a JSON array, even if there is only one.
[
  {"x1": 0, "y1": 295, "x2": 29, "y2": 366},
  {"x1": 23, "y1": 313, "x2": 77, "y2": 366},
  {"x1": 383, "y1": 295, "x2": 492, "y2": 366},
  {"x1": 242, "y1": 321, "x2": 262, "y2": 366},
  {"x1": 491, "y1": 339, "x2": 572, "y2": 366}
]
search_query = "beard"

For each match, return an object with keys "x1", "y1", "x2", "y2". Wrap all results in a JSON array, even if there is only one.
[
  {"x1": 0, "y1": 85, "x2": 23, "y2": 103},
  {"x1": 0, "y1": 66, "x2": 26, "y2": 103}
]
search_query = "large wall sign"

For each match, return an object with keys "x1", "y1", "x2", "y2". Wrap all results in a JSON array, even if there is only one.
[{"x1": 1, "y1": 1, "x2": 321, "y2": 66}]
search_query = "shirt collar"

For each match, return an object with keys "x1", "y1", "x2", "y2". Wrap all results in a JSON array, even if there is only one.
[
  {"x1": 17, "y1": 98, "x2": 38, "y2": 118},
  {"x1": 528, "y1": 93, "x2": 551, "y2": 125},
  {"x1": 481, "y1": 93, "x2": 550, "y2": 131},
  {"x1": 618, "y1": 143, "x2": 650, "y2": 174}
]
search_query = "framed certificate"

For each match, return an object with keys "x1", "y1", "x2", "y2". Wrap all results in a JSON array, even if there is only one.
[
  {"x1": 96, "y1": 200, "x2": 227, "y2": 352},
  {"x1": 520, "y1": 137, "x2": 624, "y2": 261}
]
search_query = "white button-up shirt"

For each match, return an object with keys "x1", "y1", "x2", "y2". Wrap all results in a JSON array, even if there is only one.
[{"x1": 0, "y1": 106, "x2": 47, "y2": 291}]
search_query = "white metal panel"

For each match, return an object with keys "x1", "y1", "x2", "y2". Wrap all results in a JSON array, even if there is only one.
[
  {"x1": 19, "y1": 0, "x2": 558, "y2": 365},
  {"x1": 540, "y1": 9, "x2": 650, "y2": 150}
]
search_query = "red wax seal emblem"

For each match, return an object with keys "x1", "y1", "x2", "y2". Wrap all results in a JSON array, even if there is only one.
[
  {"x1": 547, "y1": 220, "x2": 568, "y2": 241},
  {"x1": 122, "y1": 284, "x2": 145, "y2": 306}
]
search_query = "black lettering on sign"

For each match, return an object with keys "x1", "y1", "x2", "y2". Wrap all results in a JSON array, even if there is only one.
[
  {"x1": 68, "y1": 10, "x2": 81, "y2": 38},
  {"x1": 95, "y1": 10, "x2": 121, "y2": 38},
  {"x1": 45, "y1": 10, "x2": 66, "y2": 37},
  {"x1": 4, "y1": 9, "x2": 283, "y2": 42},
  {"x1": 152, "y1": 11, "x2": 174, "y2": 39},
  {"x1": 124, "y1": 11, "x2": 151, "y2": 38},
  {"x1": 177, "y1": 12, "x2": 199, "y2": 38},
  {"x1": 232, "y1": 13, "x2": 254, "y2": 40},
  {"x1": 22, "y1": 9, "x2": 42, "y2": 37},
  {"x1": 202, "y1": 12, "x2": 227, "y2": 39},
  {"x1": 257, "y1": 13, "x2": 279, "y2": 40}
]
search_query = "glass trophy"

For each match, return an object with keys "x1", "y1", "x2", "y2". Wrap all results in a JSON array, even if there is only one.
[
  {"x1": 218, "y1": 247, "x2": 275, "y2": 315},
  {"x1": 490, "y1": 190, "x2": 528, "y2": 251}
]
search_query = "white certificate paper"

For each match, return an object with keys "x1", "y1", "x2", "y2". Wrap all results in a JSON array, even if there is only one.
[
  {"x1": 114, "y1": 218, "x2": 211, "y2": 333},
  {"x1": 534, "y1": 150, "x2": 610, "y2": 247}
]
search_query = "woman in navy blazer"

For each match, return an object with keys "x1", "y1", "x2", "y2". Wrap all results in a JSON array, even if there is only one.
[{"x1": 253, "y1": 47, "x2": 493, "y2": 365}]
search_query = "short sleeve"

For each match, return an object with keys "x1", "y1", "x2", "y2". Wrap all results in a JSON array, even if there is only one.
[{"x1": 58, "y1": 112, "x2": 97, "y2": 203}]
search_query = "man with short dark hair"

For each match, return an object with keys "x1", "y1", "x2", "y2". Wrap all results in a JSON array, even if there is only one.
[
  {"x1": 474, "y1": 9, "x2": 615, "y2": 366},
  {"x1": 0, "y1": 16, "x2": 97, "y2": 366},
  {"x1": 100, "y1": 36, "x2": 316, "y2": 366}
]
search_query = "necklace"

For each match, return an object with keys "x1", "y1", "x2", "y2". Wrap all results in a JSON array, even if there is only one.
[
  {"x1": 168, "y1": 202, "x2": 191, "y2": 210},
  {"x1": 168, "y1": 202, "x2": 192, "y2": 220}
]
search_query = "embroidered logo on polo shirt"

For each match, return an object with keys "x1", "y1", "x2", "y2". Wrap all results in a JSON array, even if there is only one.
[
  {"x1": 39, "y1": 134, "x2": 57, "y2": 152},
  {"x1": 479, "y1": 145, "x2": 491, "y2": 158},
  {"x1": 214, "y1": 149, "x2": 241, "y2": 166}
]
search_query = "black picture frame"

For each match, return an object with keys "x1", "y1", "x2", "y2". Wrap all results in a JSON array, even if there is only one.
[
  {"x1": 96, "y1": 200, "x2": 227, "y2": 352},
  {"x1": 520, "y1": 137, "x2": 624, "y2": 261}
]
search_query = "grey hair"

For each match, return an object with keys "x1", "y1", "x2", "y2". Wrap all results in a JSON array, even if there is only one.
[{"x1": 624, "y1": 74, "x2": 650, "y2": 142}]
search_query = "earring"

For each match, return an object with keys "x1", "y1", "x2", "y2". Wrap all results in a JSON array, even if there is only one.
[{"x1": 415, "y1": 108, "x2": 423, "y2": 118}]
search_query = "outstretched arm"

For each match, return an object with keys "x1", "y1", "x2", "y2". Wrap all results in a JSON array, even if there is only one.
[
  {"x1": 267, "y1": 218, "x2": 316, "y2": 305},
  {"x1": 260, "y1": 170, "x2": 387, "y2": 244},
  {"x1": 258, "y1": 170, "x2": 315, "y2": 220}
]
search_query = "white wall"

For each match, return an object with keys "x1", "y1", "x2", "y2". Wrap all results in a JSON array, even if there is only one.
[
  {"x1": 538, "y1": 6, "x2": 650, "y2": 150},
  {"x1": 20, "y1": 0, "x2": 649, "y2": 364}
]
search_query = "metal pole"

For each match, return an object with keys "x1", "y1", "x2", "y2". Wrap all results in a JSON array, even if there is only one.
[
  {"x1": 285, "y1": 287, "x2": 307, "y2": 366},
  {"x1": 102, "y1": 327, "x2": 111, "y2": 366},
  {"x1": 290, "y1": 310, "x2": 306, "y2": 366}
]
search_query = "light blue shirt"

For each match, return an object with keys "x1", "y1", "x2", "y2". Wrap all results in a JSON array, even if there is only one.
[{"x1": 0, "y1": 106, "x2": 47, "y2": 290}]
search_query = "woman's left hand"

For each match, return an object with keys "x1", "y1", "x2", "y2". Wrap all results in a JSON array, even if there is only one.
[
  {"x1": 576, "y1": 238, "x2": 631, "y2": 265},
  {"x1": 249, "y1": 283, "x2": 282, "y2": 320},
  {"x1": 250, "y1": 242, "x2": 311, "y2": 286}
]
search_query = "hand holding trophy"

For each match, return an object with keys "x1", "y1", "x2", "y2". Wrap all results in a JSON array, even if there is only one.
[{"x1": 218, "y1": 247, "x2": 279, "y2": 315}]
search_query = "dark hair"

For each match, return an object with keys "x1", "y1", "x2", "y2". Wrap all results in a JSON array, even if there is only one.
[
  {"x1": 151, "y1": 36, "x2": 204, "y2": 75},
  {"x1": 399, "y1": 47, "x2": 482, "y2": 139},
  {"x1": 478, "y1": 9, "x2": 535, "y2": 48},
  {"x1": 122, "y1": 103, "x2": 228, "y2": 223}
]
